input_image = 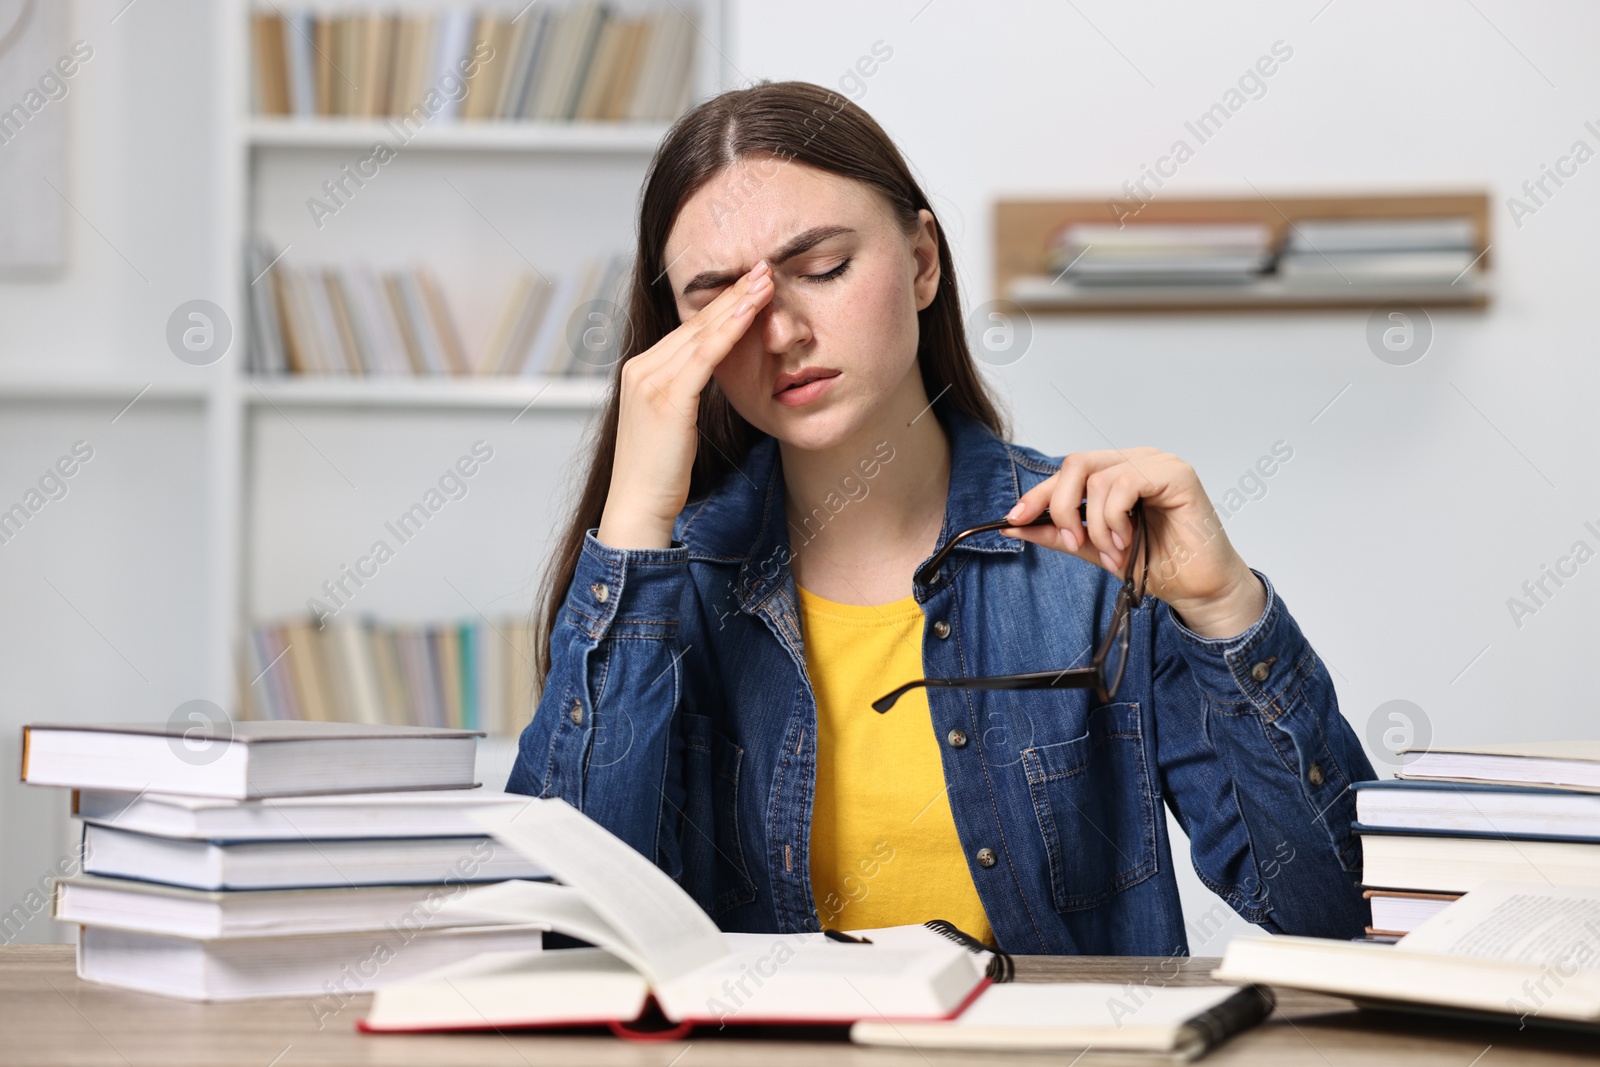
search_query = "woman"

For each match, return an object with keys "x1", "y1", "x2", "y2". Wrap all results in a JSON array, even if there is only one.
[{"x1": 507, "y1": 81, "x2": 1374, "y2": 954}]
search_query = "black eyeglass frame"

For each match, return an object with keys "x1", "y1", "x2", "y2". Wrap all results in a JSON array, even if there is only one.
[{"x1": 872, "y1": 498, "x2": 1147, "y2": 714}]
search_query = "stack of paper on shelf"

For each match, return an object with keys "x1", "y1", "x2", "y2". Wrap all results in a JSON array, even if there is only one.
[
  {"x1": 20, "y1": 720, "x2": 548, "y2": 1001},
  {"x1": 1277, "y1": 216, "x2": 1480, "y2": 284},
  {"x1": 1046, "y1": 222, "x2": 1274, "y2": 285},
  {"x1": 1356, "y1": 741, "x2": 1600, "y2": 938},
  {"x1": 250, "y1": 4, "x2": 697, "y2": 123}
]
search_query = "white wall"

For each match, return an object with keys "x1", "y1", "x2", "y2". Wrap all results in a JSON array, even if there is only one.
[
  {"x1": 1, "y1": 0, "x2": 221, "y2": 944},
  {"x1": 731, "y1": 0, "x2": 1600, "y2": 947},
  {"x1": 4, "y1": 0, "x2": 1598, "y2": 949}
]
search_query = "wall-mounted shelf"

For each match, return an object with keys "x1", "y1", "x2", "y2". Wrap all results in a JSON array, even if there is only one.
[
  {"x1": 246, "y1": 119, "x2": 671, "y2": 153},
  {"x1": 244, "y1": 376, "x2": 609, "y2": 410},
  {"x1": 996, "y1": 192, "x2": 1492, "y2": 313}
]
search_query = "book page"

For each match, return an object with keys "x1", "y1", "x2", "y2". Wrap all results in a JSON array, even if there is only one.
[
  {"x1": 472, "y1": 799, "x2": 727, "y2": 985},
  {"x1": 1399, "y1": 880, "x2": 1600, "y2": 969},
  {"x1": 435, "y1": 879, "x2": 664, "y2": 978}
]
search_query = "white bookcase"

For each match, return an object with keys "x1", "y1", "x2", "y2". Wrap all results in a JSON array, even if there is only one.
[{"x1": 209, "y1": 0, "x2": 730, "y2": 730}]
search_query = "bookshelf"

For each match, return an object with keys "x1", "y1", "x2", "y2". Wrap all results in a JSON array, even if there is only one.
[
  {"x1": 996, "y1": 192, "x2": 1493, "y2": 313},
  {"x1": 204, "y1": 0, "x2": 729, "y2": 737}
]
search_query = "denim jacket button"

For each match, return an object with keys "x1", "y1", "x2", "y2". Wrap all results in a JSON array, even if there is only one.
[
  {"x1": 946, "y1": 727, "x2": 969, "y2": 748},
  {"x1": 1249, "y1": 657, "x2": 1275, "y2": 682},
  {"x1": 932, "y1": 620, "x2": 951, "y2": 639},
  {"x1": 569, "y1": 699, "x2": 583, "y2": 725},
  {"x1": 591, "y1": 582, "x2": 610, "y2": 604},
  {"x1": 976, "y1": 847, "x2": 997, "y2": 868},
  {"x1": 1307, "y1": 761, "x2": 1325, "y2": 786}
]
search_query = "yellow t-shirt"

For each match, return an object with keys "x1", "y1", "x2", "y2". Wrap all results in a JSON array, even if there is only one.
[{"x1": 796, "y1": 584, "x2": 993, "y2": 945}]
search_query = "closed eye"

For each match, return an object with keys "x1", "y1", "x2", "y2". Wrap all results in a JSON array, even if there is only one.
[{"x1": 805, "y1": 257, "x2": 851, "y2": 283}]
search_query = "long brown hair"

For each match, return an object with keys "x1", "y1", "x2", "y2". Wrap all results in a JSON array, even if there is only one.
[{"x1": 533, "y1": 80, "x2": 1007, "y2": 690}]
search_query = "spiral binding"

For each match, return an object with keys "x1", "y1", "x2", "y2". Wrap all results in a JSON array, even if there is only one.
[{"x1": 923, "y1": 919, "x2": 1015, "y2": 983}]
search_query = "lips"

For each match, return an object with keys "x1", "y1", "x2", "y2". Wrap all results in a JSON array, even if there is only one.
[{"x1": 772, "y1": 367, "x2": 841, "y2": 397}]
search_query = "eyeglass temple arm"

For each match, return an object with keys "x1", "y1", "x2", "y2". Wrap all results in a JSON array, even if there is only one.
[
  {"x1": 913, "y1": 502, "x2": 1089, "y2": 586},
  {"x1": 915, "y1": 498, "x2": 1151, "y2": 587},
  {"x1": 872, "y1": 668, "x2": 1098, "y2": 714}
]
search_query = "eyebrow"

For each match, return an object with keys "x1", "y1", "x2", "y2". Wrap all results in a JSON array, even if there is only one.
[{"x1": 678, "y1": 225, "x2": 857, "y2": 296}]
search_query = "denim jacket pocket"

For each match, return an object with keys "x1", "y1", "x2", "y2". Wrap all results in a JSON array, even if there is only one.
[
  {"x1": 1021, "y1": 701, "x2": 1159, "y2": 912},
  {"x1": 680, "y1": 712, "x2": 758, "y2": 917}
]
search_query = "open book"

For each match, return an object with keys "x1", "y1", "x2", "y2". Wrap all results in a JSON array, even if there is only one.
[
  {"x1": 851, "y1": 983, "x2": 1272, "y2": 1058},
  {"x1": 360, "y1": 798, "x2": 992, "y2": 1034},
  {"x1": 1214, "y1": 881, "x2": 1600, "y2": 1031}
]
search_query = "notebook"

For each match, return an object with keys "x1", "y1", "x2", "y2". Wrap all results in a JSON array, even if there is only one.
[
  {"x1": 850, "y1": 982, "x2": 1272, "y2": 1058},
  {"x1": 359, "y1": 798, "x2": 994, "y2": 1033},
  {"x1": 21, "y1": 721, "x2": 480, "y2": 798}
]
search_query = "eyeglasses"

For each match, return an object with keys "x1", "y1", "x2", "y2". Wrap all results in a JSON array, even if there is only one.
[{"x1": 872, "y1": 498, "x2": 1146, "y2": 713}]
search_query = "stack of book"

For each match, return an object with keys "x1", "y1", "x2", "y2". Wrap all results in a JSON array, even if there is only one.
[
  {"x1": 1276, "y1": 216, "x2": 1480, "y2": 285},
  {"x1": 1215, "y1": 738, "x2": 1600, "y2": 1034},
  {"x1": 1355, "y1": 741, "x2": 1600, "y2": 939},
  {"x1": 246, "y1": 247, "x2": 632, "y2": 378},
  {"x1": 241, "y1": 616, "x2": 536, "y2": 737},
  {"x1": 1046, "y1": 222, "x2": 1274, "y2": 285},
  {"x1": 20, "y1": 720, "x2": 550, "y2": 1001},
  {"x1": 250, "y1": 3, "x2": 697, "y2": 123}
]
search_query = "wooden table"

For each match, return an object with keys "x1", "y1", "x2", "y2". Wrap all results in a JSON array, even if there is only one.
[{"x1": 3, "y1": 945, "x2": 1596, "y2": 1065}]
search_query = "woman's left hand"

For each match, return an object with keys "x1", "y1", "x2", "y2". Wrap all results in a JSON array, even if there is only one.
[{"x1": 999, "y1": 448, "x2": 1267, "y2": 640}]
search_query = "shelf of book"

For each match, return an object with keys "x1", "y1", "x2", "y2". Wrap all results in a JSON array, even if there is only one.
[
  {"x1": 203, "y1": 0, "x2": 728, "y2": 712},
  {"x1": 995, "y1": 192, "x2": 1493, "y2": 313},
  {"x1": 241, "y1": 615, "x2": 537, "y2": 740},
  {"x1": 244, "y1": 375, "x2": 609, "y2": 409},
  {"x1": 246, "y1": 118, "x2": 672, "y2": 153}
]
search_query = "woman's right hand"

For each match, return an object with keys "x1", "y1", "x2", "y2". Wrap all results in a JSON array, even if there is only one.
[{"x1": 595, "y1": 259, "x2": 774, "y2": 550}]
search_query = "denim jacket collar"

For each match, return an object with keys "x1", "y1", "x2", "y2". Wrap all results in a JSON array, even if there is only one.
[{"x1": 675, "y1": 397, "x2": 1027, "y2": 612}]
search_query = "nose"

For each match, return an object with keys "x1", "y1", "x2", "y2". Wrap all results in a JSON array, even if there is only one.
[{"x1": 755, "y1": 278, "x2": 812, "y2": 355}]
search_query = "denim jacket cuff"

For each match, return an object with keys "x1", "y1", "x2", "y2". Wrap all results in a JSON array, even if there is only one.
[
  {"x1": 564, "y1": 529, "x2": 689, "y2": 640},
  {"x1": 1163, "y1": 568, "x2": 1307, "y2": 714}
]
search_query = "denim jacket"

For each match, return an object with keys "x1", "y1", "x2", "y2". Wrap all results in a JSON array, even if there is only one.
[{"x1": 507, "y1": 397, "x2": 1376, "y2": 954}]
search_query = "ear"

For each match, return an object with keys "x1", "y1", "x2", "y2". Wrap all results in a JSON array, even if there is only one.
[{"x1": 910, "y1": 208, "x2": 941, "y2": 312}]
